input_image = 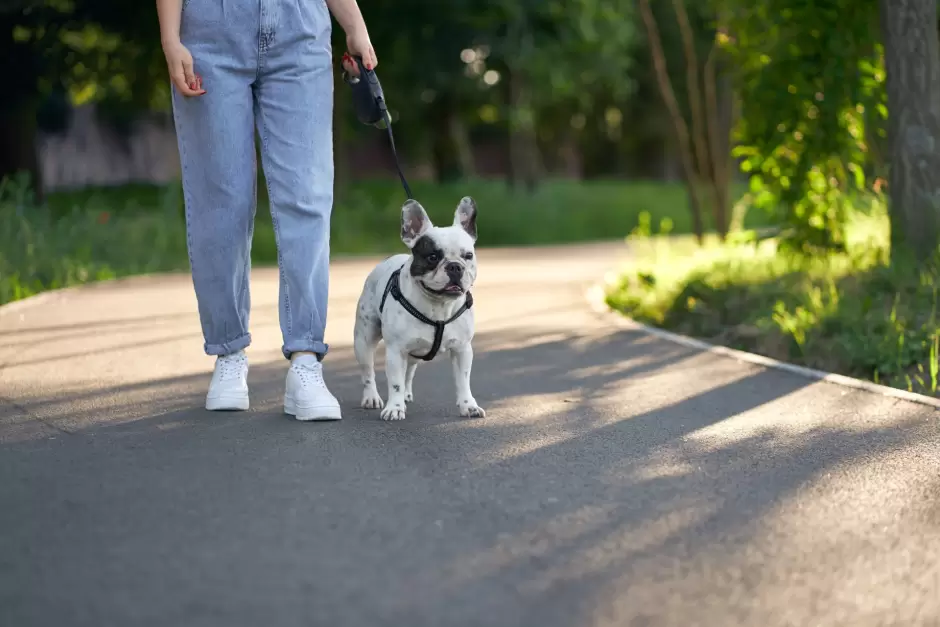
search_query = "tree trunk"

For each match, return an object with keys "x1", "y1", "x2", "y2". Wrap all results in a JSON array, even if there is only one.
[
  {"x1": 0, "y1": 17, "x2": 43, "y2": 202},
  {"x1": 880, "y1": 0, "x2": 940, "y2": 264},
  {"x1": 722, "y1": 75, "x2": 749, "y2": 232},
  {"x1": 638, "y1": 0, "x2": 705, "y2": 243},
  {"x1": 684, "y1": 173, "x2": 707, "y2": 244},
  {"x1": 558, "y1": 128, "x2": 583, "y2": 179},
  {"x1": 703, "y1": 45, "x2": 735, "y2": 237},
  {"x1": 430, "y1": 97, "x2": 475, "y2": 183},
  {"x1": 506, "y1": 67, "x2": 541, "y2": 193},
  {"x1": 672, "y1": 0, "x2": 715, "y2": 219},
  {"x1": 0, "y1": 98, "x2": 42, "y2": 203},
  {"x1": 450, "y1": 111, "x2": 475, "y2": 180}
]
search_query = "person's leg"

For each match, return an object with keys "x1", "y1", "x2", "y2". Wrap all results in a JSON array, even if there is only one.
[
  {"x1": 172, "y1": 0, "x2": 260, "y2": 409},
  {"x1": 173, "y1": 0, "x2": 260, "y2": 357},
  {"x1": 254, "y1": 0, "x2": 340, "y2": 420},
  {"x1": 253, "y1": 0, "x2": 334, "y2": 361}
]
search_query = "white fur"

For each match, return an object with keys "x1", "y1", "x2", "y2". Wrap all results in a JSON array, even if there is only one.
[{"x1": 353, "y1": 197, "x2": 484, "y2": 421}]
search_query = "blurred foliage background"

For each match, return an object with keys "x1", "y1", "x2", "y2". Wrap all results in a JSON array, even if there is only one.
[{"x1": 1, "y1": 0, "x2": 939, "y2": 395}]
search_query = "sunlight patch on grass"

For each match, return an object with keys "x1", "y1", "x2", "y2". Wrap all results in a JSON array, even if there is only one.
[{"x1": 606, "y1": 202, "x2": 940, "y2": 397}]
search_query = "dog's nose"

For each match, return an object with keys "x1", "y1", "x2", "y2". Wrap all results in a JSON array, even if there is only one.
[{"x1": 445, "y1": 262, "x2": 464, "y2": 279}]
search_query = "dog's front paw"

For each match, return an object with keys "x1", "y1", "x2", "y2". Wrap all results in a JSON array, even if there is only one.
[
  {"x1": 458, "y1": 399, "x2": 486, "y2": 418},
  {"x1": 380, "y1": 403, "x2": 407, "y2": 421},
  {"x1": 405, "y1": 387, "x2": 414, "y2": 403},
  {"x1": 361, "y1": 388, "x2": 384, "y2": 410}
]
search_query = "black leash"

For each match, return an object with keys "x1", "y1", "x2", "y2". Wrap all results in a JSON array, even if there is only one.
[
  {"x1": 344, "y1": 58, "x2": 473, "y2": 361},
  {"x1": 382, "y1": 113, "x2": 413, "y2": 201},
  {"x1": 342, "y1": 56, "x2": 413, "y2": 199},
  {"x1": 379, "y1": 266, "x2": 474, "y2": 361}
]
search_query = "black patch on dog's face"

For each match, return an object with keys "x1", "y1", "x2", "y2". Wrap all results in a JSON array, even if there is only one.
[{"x1": 410, "y1": 235, "x2": 443, "y2": 277}]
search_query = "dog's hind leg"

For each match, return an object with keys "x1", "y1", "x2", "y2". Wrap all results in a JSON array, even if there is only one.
[
  {"x1": 354, "y1": 312, "x2": 384, "y2": 410},
  {"x1": 404, "y1": 360, "x2": 418, "y2": 403}
]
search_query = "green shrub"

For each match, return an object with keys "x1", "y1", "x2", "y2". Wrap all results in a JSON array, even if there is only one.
[{"x1": 606, "y1": 199, "x2": 940, "y2": 396}]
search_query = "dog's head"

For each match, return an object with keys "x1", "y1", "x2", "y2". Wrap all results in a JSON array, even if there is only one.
[{"x1": 400, "y1": 196, "x2": 478, "y2": 299}]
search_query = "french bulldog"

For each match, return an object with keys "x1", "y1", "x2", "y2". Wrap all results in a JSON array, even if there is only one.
[{"x1": 353, "y1": 196, "x2": 484, "y2": 421}]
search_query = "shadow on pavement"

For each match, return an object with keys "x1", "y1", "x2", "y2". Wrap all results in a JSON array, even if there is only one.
[
  {"x1": 1, "y1": 327, "x2": 700, "y2": 437},
  {"x1": 1, "y1": 325, "x2": 938, "y2": 626},
  {"x1": 0, "y1": 311, "x2": 199, "y2": 341}
]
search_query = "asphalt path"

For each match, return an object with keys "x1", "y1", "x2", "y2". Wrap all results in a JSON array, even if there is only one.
[{"x1": 1, "y1": 243, "x2": 938, "y2": 627}]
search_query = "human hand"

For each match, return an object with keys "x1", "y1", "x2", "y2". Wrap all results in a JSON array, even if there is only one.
[
  {"x1": 341, "y1": 27, "x2": 377, "y2": 77},
  {"x1": 163, "y1": 39, "x2": 206, "y2": 97}
]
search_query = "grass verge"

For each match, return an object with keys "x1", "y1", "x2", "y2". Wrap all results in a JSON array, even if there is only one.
[
  {"x1": 1, "y1": 179, "x2": 190, "y2": 305},
  {"x1": 605, "y1": 203, "x2": 940, "y2": 398},
  {"x1": 2, "y1": 176, "x2": 755, "y2": 306}
]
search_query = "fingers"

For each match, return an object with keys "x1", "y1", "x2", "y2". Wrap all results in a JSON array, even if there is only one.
[
  {"x1": 342, "y1": 50, "x2": 377, "y2": 75},
  {"x1": 171, "y1": 61, "x2": 205, "y2": 97},
  {"x1": 342, "y1": 52, "x2": 360, "y2": 77},
  {"x1": 364, "y1": 47, "x2": 378, "y2": 70},
  {"x1": 171, "y1": 70, "x2": 200, "y2": 97},
  {"x1": 181, "y1": 58, "x2": 205, "y2": 94}
]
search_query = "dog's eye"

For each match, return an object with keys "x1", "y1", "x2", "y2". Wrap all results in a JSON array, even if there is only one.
[
  {"x1": 427, "y1": 253, "x2": 441, "y2": 264},
  {"x1": 462, "y1": 252, "x2": 474, "y2": 260}
]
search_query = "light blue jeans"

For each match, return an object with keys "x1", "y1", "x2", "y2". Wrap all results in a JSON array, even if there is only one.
[{"x1": 172, "y1": 0, "x2": 334, "y2": 359}]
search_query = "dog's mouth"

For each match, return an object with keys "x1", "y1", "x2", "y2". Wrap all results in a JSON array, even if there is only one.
[{"x1": 420, "y1": 281, "x2": 465, "y2": 297}]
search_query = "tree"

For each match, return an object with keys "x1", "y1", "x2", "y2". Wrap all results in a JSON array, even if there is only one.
[
  {"x1": 0, "y1": 5, "x2": 43, "y2": 196},
  {"x1": 3, "y1": 0, "x2": 646, "y2": 197},
  {"x1": 638, "y1": 0, "x2": 732, "y2": 242},
  {"x1": 351, "y1": 0, "x2": 638, "y2": 189},
  {"x1": 346, "y1": 0, "x2": 485, "y2": 182},
  {"x1": 461, "y1": 0, "x2": 637, "y2": 190},
  {"x1": 879, "y1": 0, "x2": 940, "y2": 263},
  {"x1": 1, "y1": 0, "x2": 167, "y2": 196},
  {"x1": 719, "y1": 0, "x2": 884, "y2": 252}
]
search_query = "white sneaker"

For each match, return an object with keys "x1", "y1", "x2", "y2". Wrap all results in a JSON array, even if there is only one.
[
  {"x1": 205, "y1": 350, "x2": 249, "y2": 411},
  {"x1": 284, "y1": 354, "x2": 342, "y2": 421}
]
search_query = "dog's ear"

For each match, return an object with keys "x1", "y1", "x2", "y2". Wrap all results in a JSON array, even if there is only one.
[
  {"x1": 401, "y1": 199, "x2": 433, "y2": 248},
  {"x1": 453, "y1": 196, "x2": 477, "y2": 242}
]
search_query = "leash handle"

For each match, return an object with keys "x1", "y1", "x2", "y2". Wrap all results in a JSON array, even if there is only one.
[
  {"x1": 343, "y1": 54, "x2": 414, "y2": 200},
  {"x1": 353, "y1": 56, "x2": 381, "y2": 92}
]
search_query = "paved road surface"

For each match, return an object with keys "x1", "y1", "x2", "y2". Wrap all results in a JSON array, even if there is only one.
[{"x1": 1, "y1": 243, "x2": 938, "y2": 627}]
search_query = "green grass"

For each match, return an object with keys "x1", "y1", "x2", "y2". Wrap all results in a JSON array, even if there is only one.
[
  {"x1": 1, "y1": 178, "x2": 190, "y2": 305},
  {"x1": 1, "y1": 175, "x2": 756, "y2": 306},
  {"x1": 605, "y1": 201, "x2": 940, "y2": 397},
  {"x1": 43, "y1": 177, "x2": 756, "y2": 254}
]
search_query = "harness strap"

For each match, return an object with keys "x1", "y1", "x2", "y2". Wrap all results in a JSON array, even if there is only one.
[{"x1": 380, "y1": 266, "x2": 474, "y2": 361}]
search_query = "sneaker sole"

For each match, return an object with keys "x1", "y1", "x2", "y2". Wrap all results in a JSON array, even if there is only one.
[
  {"x1": 206, "y1": 393, "x2": 249, "y2": 411},
  {"x1": 284, "y1": 396, "x2": 342, "y2": 421}
]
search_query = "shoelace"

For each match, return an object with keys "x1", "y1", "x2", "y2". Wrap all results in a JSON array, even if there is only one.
[
  {"x1": 293, "y1": 362, "x2": 326, "y2": 388},
  {"x1": 216, "y1": 354, "x2": 246, "y2": 380}
]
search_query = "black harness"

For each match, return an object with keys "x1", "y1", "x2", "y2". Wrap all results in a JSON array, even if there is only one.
[{"x1": 379, "y1": 266, "x2": 474, "y2": 361}]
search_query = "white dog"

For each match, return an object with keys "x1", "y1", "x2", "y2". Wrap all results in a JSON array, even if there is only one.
[{"x1": 353, "y1": 196, "x2": 484, "y2": 421}]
